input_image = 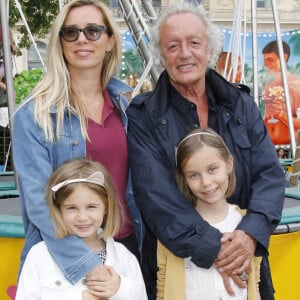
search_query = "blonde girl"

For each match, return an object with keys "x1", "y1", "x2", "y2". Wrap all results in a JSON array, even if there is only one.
[{"x1": 16, "y1": 158, "x2": 147, "y2": 300}]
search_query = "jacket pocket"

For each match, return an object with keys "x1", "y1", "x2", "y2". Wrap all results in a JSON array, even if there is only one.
[{"x1": 40, "y1": 276, "x2": 83, "y2": 300}]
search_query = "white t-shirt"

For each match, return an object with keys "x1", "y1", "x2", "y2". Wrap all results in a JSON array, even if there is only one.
[{"x1": 184, "y1": 204, "x2": 247, "y2": 300}]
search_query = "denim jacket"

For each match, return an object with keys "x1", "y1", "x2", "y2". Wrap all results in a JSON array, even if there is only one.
[{"x1": 12, "y1": 77, "x2": 143, "y2": 284}]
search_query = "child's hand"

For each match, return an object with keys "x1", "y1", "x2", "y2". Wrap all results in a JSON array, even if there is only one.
[
  {"x1": 87, "y1": 264, "x2": 110, "y2": 281},
  {"x1": 82, "y1": 289, "x2": 104, "y2": 300},
  {"x1": 86, "y1": 265, "x2": 120, "y2": 299}
]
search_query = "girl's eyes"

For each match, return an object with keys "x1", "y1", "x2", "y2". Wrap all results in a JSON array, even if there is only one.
[
  {"x1": 185, "y1": 166, "x2": 218, "y2": 179},
  {"x1": 87, "y1": 205, "x2": 97, "y2": 209},
  {"x1": 187, "y1": 173, "x2": 199, "y2": 180},
  {"x1": 209, "y1": 166, "x2": 217, "y2": 173},
  {"x1": 65, "y1": 205, "x2": 98, "y2": 211},
  {"x1": 66, "y1": 206, "x2": 76, "y2": 211}
]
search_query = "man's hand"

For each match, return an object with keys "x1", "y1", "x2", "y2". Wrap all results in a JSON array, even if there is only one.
[
  {"x1": 216, "y1": 230, "x2": 256, "y2": 274},
  {"x1": 215, "y1": 230, "x2": 256, "y2": 295}
]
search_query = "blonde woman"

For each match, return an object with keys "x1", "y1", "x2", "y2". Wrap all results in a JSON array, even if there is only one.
[{"x1": 12, "y1": 0, "x2": 142, "y2": 289}]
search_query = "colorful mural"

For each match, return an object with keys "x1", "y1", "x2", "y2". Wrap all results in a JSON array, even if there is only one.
[{"x1": 223, "y1": 29, "x2": 300, "y2": 145}]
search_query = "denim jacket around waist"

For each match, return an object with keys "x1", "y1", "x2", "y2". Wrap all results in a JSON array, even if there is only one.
[{"x1": 12, "y1": 77, "x2": 143, "y2": 284}]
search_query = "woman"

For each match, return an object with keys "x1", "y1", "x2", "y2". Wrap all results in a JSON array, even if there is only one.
[{"x1": 13, "y1": 0, "x2": 142, "y2": 287}]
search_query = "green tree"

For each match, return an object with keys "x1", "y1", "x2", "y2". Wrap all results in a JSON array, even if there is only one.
[
  {"x1": 8, "y1": 0, "x2": 110, "y2": 52},
  {"x1": 9, "y1": 0, "x2": 59, "y2": 51}
]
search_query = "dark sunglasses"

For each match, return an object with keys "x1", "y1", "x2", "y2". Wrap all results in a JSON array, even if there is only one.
[{"x1": 59, "y1": 25, "x2": 106, "y2": 42}]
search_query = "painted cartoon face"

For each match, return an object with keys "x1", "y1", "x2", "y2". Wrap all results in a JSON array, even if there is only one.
[{"x1": 263, "y1": 52, "x2": 281, "y2": 72}]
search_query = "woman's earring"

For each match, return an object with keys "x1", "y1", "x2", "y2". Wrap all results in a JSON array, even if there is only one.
[{"x1": 97, "y1": 227, "x2": 103, "y2": 236}]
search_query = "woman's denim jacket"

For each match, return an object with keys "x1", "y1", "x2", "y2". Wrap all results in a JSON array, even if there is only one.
[{"x1": 12, "y1": 77, "x2": 144, "y2": 284}]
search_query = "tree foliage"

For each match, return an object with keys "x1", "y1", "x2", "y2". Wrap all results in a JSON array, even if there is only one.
[
  {"x1": 9, "y1": 0, "x2": 59, "y2": 51},
  {"x1": 8, "y1": 0, "x2": 110, "y2": 53}
]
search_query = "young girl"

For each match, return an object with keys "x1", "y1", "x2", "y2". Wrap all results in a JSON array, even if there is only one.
[
  {"x1": 16, "y1": 158, "x2": 147, "y2": 300},
  {"x1": 156, "y1": 128, "x2": 261, "y2": 300}
]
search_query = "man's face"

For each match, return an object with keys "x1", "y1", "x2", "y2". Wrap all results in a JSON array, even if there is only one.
[
  {"x1": 263, "y1": 52, "x2": 281, "y2": 73},
  {"x1": 159, "y1": 12, "x2": 210, "y2": 89}
]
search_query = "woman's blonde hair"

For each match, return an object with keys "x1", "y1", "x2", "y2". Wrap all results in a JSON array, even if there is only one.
[
  {"x1": 176, "y1": 128, "x2": 236, "y2": 206},
  {"x1": 45, "y1": 158, "x2": 122, "y2": 240},
  {"x1": 30, "y1": 0, "x2": 121, "y2": 141}
]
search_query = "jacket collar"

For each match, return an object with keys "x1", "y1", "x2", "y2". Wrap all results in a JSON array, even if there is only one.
[
  {"x1": 205, "y1": 69, "x2": 240, "y2": 111},
  {"x1": 49, "y1": 77, "x2": 132, "y2": 114},
  {"x1": 142, "y1": 69, "x2": 241, "y2": 122}
]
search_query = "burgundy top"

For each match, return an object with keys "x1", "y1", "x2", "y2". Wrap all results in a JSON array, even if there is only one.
[{"x1": 86, "y1": 89, "x2": 134, "y2": 239}]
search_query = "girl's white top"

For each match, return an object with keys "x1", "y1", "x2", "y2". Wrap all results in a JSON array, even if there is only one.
[
  {"x1": 15, "y1": 238, "x2": 147, "y2": 300},
  {"x1": 184, "y1": 204, "x2": 247, "y2": 300}
]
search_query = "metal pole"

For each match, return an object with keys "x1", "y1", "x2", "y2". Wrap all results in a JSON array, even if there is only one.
[
  {"x1": 58, "y1": 0, "x2": 64, "y2": 11},
  {"x1": 251, "y1": 0, "x2": 259, "y2": 104},
  {"x1": 119, "y1": 0, "x2": 159, "y2": 83},
  {"x1": 0, "y1": 0, "x2": 16, "y2": 182},
  {"x1": 14, "y1": 0, "x2": 45, "y2": 69},
  {"x1": 141, "y1": 0, "x2": 157, "y2": 26},
  {"x1": 0, "y1": 0, "x2": 15, "y2": 127},
  {"x1": 271, "y1": 0, "x2": 296, "y2": 158}
]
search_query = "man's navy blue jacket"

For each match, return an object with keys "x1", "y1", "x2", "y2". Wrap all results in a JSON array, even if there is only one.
[{"x1": 127, "y1": 68, "x2": 285, "y2": 300}]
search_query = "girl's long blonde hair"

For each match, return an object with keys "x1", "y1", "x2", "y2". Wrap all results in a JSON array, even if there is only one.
[{"x1": 30, "y1": 0, "x2": 121, "y2": 141}]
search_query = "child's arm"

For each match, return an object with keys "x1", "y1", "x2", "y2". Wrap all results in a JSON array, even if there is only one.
[
  {"x1": 254, "y1": 256, "x2": 262, "y2": 300},
  {"x1": 246, "y1": 256, "x2": 262, "y2": 300},
  {"x1": 157, "y1": 240, "x2": 167, "y2": 299}
]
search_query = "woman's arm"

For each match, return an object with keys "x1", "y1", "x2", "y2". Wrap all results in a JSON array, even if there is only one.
[{"x1": 13, "y1": 103, "x2": 101, "y2": 284}]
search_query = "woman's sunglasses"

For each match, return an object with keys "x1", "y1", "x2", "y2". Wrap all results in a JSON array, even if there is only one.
[{"x1": 59, "y1": 25, "x2": 106, "y2": 42}]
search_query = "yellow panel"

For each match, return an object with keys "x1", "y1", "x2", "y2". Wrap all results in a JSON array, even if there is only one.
[
  {"x1": 0, "y1": 237, "x2": 23, "y2": 300},
  {"x1": 269, "y1": 231, "x2": 300, "y2": 300},
  {"x1": 1, "y1": 232, "x2": 300, "y2": 300}
]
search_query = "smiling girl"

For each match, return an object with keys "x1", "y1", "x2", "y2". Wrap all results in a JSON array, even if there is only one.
[
  {"x1": 156, "y1": 128, "x2": 261, "y2": 300},
  {"x1": 16, "y1": 158, "x2": 147, "y2": 300}
]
